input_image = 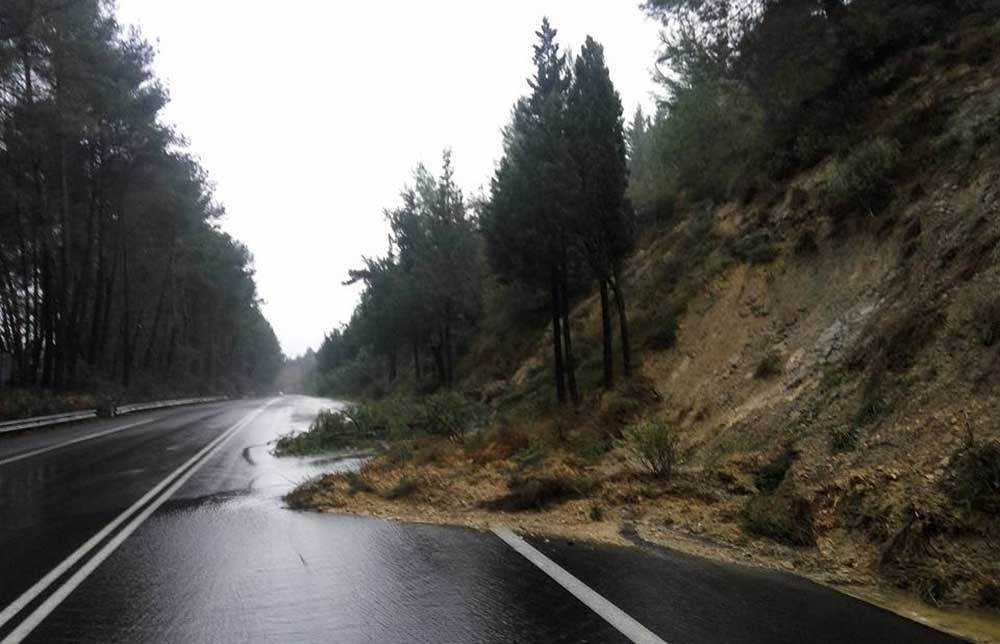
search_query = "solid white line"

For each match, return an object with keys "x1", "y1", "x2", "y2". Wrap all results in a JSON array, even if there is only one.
[
  {"x1": 0, "y1": 400, "x2": 274, "y2": 641},
  {"x1": 492, "y1": 527, "x2": 669, "y2": 644},
  {"x1": 0, "y1": 418, "x2": 158, "y2": 467}
]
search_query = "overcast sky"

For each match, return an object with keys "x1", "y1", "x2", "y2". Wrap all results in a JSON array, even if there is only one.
[{"x1": 114, "y1": 1, "x2": 663, "y2": 358}]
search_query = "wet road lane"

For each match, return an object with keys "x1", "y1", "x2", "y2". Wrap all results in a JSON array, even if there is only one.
[
  {"x1": 526, "y1": 535, "x2": 962, "y2": 644},
  {"x1": 9, "y1": 397, "x2": 628, "y2": 643},
  {"x1": 0, "y1": 401, "x2": 264, "y2": 613}
]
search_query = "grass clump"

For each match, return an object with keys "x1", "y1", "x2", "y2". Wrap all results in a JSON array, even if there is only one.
[
  {"x1": 484, "y1": 471, "x2": 592, "y2": 512},
  {"x1": 284, "y1": 478, "x2": 331, "y2": 510},
  {"x1": 830, "y1": 425, "x2": 862, "y2": 452},
  {"x1": 569, "y1": 429, "x2": 613, "y2": 462},
  {"x1": 344, "y1": 471, "x2": 376, "y2": 495},
  {"x1": 874, "y1": 308, "x2": 941, "y2": 372},
  {"x1": 741, "y1": 492, "x2": 816, "y2": 546},
  {"x1": 793, "y1": 229, "x2": 819, "y2": 257},
  {"x1": 823, "y1": 137, "x2": 903, "y2": 224},
  {"x1": 383, "y1": 478, "x2": 420, "y2": 501},
  {"x1": 620, "y1": 420, "x2": 678, "y2": 479},
  {"x1": 599, "y1": 391, "x2": 643, "y2": 428},
  {"x1": 382, "y1": 442, "x2": 414, "y2": 468},
  {"x1": 848, "y1": 306, "x2": 942, "y2": 426},
  {"x1": 753, "y1": 352, "x2": 783, "y2": 380}
]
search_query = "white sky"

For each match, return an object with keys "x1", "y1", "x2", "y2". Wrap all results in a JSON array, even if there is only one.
[{"x1": 114, "y1": 1, "x2": 663, "y2": 358}]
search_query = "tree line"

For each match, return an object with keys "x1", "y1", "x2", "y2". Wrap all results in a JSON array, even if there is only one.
[
  {"x1": 627, "y1": 0, "x2": 977, "y2": 218},
  {"x1": 318, "y1": 0, "x2": 978, "y2": 404},
  {"x1": 0, "y1": 0, "x2": 282, "y2": 394},
  {"x1": 318, "y1": 21, "x2": 633, "y2": 405}
]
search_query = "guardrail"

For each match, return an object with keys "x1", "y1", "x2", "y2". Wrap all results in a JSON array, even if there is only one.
[
  {"x1": 114, "y1": 396, "x2": 227, "y2": 416},
  {"x1": 0, "y1": 410, "x2": 98, "y2": 434},
  {"x1": 0, "y1": 396, "x2": 228, "y2": 434}
]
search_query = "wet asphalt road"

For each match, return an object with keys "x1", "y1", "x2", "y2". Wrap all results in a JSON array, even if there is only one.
[{"x1": 0, "y1": 396, "x2": 969, "y2": 643}]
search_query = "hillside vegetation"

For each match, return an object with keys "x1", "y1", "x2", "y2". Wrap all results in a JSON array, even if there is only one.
[{"x1": 291, "y1": 0, "x2": 1000, "y2": 622}]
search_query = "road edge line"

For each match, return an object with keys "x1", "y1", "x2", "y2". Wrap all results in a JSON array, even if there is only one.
[
  {"x1": 492, "y1": 527, "x2": 669, "y2": 644},
  {"x1": 0, "y1": 400, "x2": 272, "y2": 636}
]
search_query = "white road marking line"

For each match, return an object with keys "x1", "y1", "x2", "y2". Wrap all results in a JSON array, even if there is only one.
[
  {"x1": 0, "y1": 400, "x2": 274, "y2": 641},
  {"x1": 0, "y1": 418, "x2": 158, "y2": 467},
  {"x1": 492, "y1": 527, "x2": 669, "y2": 644}
]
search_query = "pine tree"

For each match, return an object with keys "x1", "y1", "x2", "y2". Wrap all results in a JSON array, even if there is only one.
[
  {"x1": 567, "y1": 36, "x2": 633, "y2": 387},
  {"x1": 483, "y1": 18, "x2": 581, "y2": 405}
]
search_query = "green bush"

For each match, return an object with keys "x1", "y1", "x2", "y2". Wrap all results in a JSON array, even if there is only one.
[
  {"x1": 855, "y1": 369, "x2": 889, "y2": 426},
  {"x1": 726, "y1": 230, "x2": 782, "y2": 265},
  {"x1": 342, "y1": 394, "x2": 482, "y2": 442},
  {"x1": 417, "y1": 390, "x2": 480, "y2": 438},
  {"x1": 274, "y1": 409, "x2": 366, "y2": 456},
  {"x1": 344, "y1": 400, "x2": 409, "y2": 439},
  {"x1": 741, "y1": 492, "x2": 816, "y2": 546},
  {"x1": 822, "y1": 137, "x2": 904, "y2": 223},
  {"x1": 971, "y1": 297, "x2": 1000, "y2": 347},
  {"x1": 951, "y1": 439, "x2": 1000, "y2": 515},
  {"x1": 654, "y1": 79, "x2": 769, "y2": 202},
  {"x1": 512, "y1": 434, "x2": 553, "y2": 469},
  {"x1": 620, "y1": 420, "x2": 679, "y2": 479},
  {"x1": 640, "y1": 305, "x2": 680, "y2": 351},
  {"x1": 755, "y1": 446, "x2": 795, "y2": 493}
]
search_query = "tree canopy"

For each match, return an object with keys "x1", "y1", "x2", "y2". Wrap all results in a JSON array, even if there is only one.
[{"x1": 0, "y1": 0, "x2": 282, "y2": 394}]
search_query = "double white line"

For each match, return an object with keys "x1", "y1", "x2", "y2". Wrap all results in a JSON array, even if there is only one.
[{"x1": 0, "y1": 400, "x2": 274, "y2": 644}]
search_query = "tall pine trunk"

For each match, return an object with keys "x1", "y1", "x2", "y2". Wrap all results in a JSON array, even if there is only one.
[
  {"x1": 611, "y1": 266, "x2": 632, "y2": 377},
  {"x1": 388, "y1": 348, "x2": 398, "y2": 383},
  {"x1": 549, "y1": 273, "x2": 567, "y2": 404},
  {"x1": 559, "y1": 251, "x2": 579, "y2": 405},
  {"x1": 599, "y1": 278, "x2": 614, "y2": 389},
  {"x1": 412, "y1": 338, "x2": 421, "y2": 381}
]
